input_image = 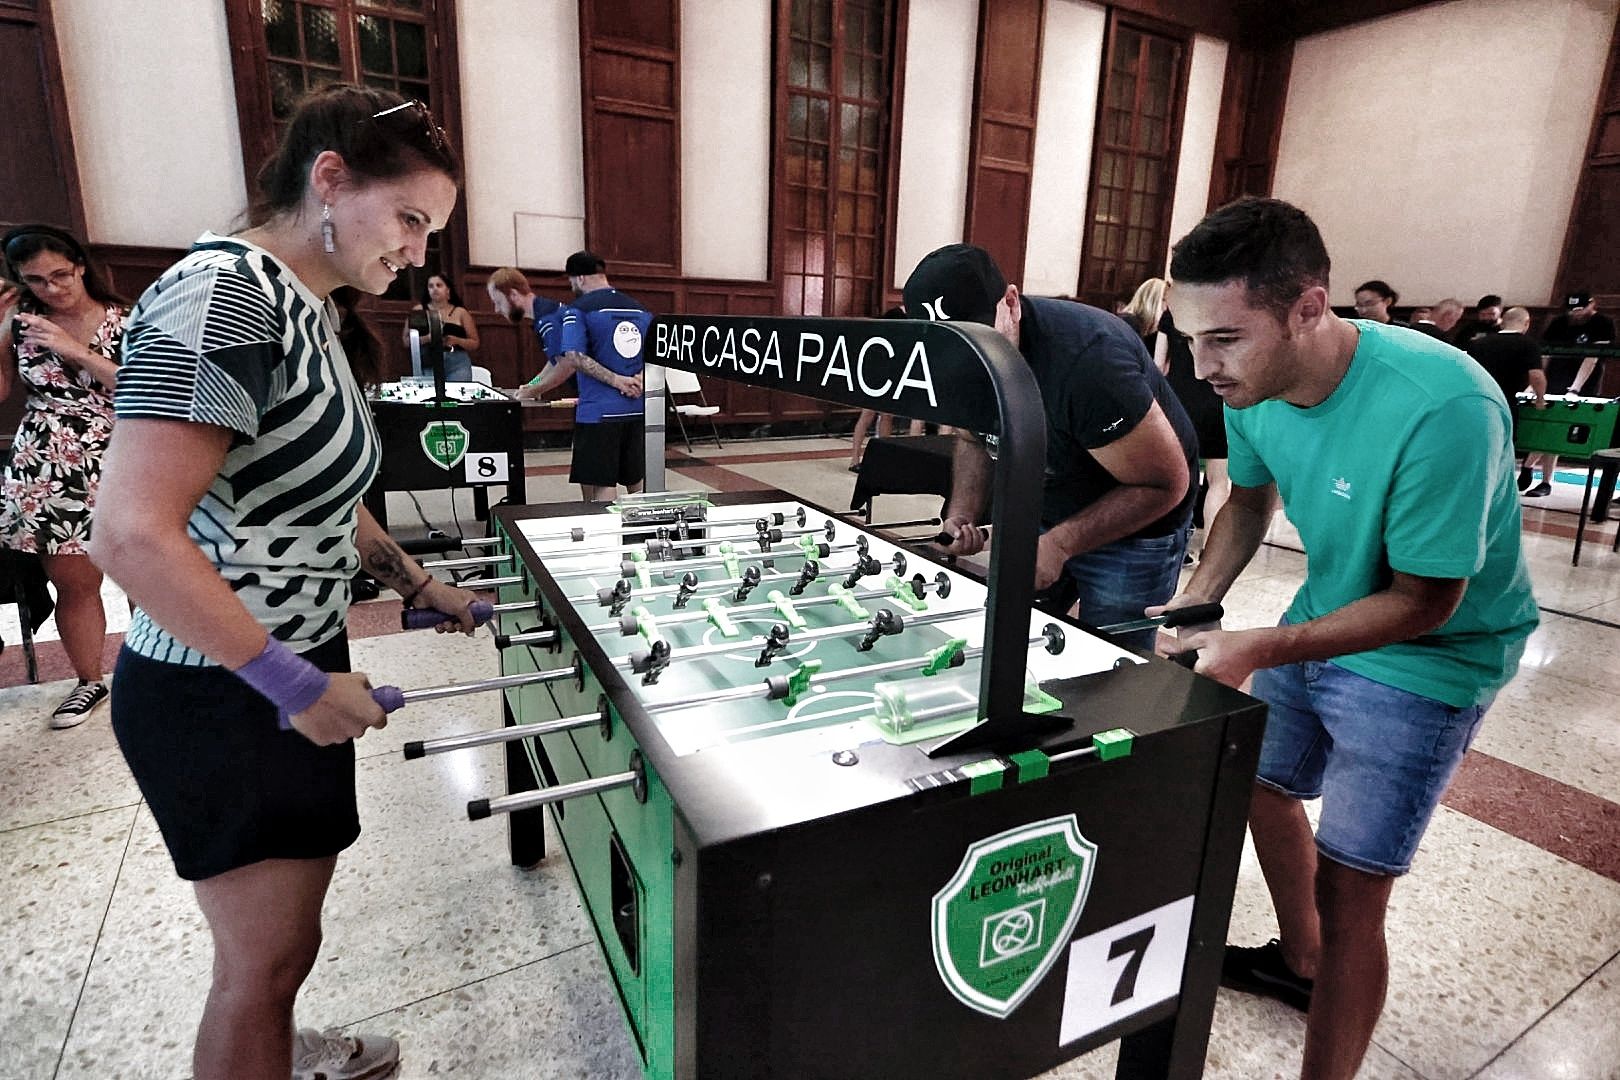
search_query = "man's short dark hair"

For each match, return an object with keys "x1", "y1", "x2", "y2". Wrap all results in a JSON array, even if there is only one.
[
  {"x1": 1169, "y1": 197, "x2": 1330, "y2": 320},
  {"x1": 1355, "y1": 279, "x2": 1398, "y2": 303},
  {"x1": 1476, "y1": 294, "x2": 1502, "y2": 309},
  {"x1": 565, "y1": 250, "x2": 606, "y2": 276}
]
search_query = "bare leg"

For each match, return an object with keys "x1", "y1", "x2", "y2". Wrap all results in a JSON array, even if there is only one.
[
  {"x1": 40, "y1": 553, "x2": 106, "y2": 682},
  {"x1": 1247, "y1": 784, "x2": 1322, "y2": 977},
  {"x1": 582, "y1": 484, "x2": 616, "y2": 502},
  {"x1": 906, "y1": 418, "x2": 925, "y2": 436},
  {"x1": 626, "y1": 481, "x2": 644, "y2": 495},
  {"x1": 875, "y1": 414, "x2": 894, "y2": 438},
  {"x1": 850, "y1": 409, "x2": 878, "y2": 468},
  {"x1": 1301, "y1": 858, "x2": 1395, "y2": 1080},
  {"x1": 192, "y1": 856, "x2": 337, "y2": 1080}
]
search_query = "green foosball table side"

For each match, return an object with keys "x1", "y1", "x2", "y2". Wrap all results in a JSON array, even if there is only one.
[
  {"x1": 1514, "y1": 395, "x2": 1620, "y2": 458},
  {"x1": 494, "y1": 517, "x2": 681, "y2": 1077}
]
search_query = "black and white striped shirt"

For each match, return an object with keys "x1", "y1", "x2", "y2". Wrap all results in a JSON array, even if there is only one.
[{"x1": 114, "y1": 233, "x2": 380, "y2": 665}]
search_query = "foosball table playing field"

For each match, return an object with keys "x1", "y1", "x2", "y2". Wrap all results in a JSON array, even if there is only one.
[{"x1": 389, "y1": 315, "x2": 1267, "y2": 1079}]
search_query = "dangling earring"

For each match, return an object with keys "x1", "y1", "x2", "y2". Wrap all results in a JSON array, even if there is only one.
[{"x1": 320, "y1": 203, "x2": 336, "y2": 254}]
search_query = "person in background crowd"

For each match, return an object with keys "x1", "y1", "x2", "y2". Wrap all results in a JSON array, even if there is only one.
[
  {"x1": 1159, "y1": 197, "x2": 1537, "y2": 1080},
  {"x1": 1352, "y1": 280, "x2": 1401, "y2": 325},
  {"x1": 402, "y1": 271, "x2": 479, "y2": 381},
  {"x1": 89, "y1": 85, "x2": 481, "y2": 1080},
  {"x1": 486, "y1": 267, "x2": 569, "y2": 399},
  {"x1": 1118, "y1": 277, "x2": 1166, "y2": 340},
  {"x1": 0, "y1": 224, "x2": 126, "y2": 728},
  {"x1": 1467, "y1": 306, "x2": 1547, "y2": 492},
  {"x1": 1541, "y1": 290, "x2": 1615, "y2": 399},
  {"x1": 1452, "y1": 293, "x2": 1503, "y2": 345},
  {"x1": 1527, "y1": 292, "x2": 1617, "y2": 501},
  {"x1": 555, "y1": 251, "x2": 650, "y2": 502},
  {"x1": 907, "y1": 245, "x2": 1198, "y2": 653},
  {"x1": 1409, "y1": 297, "x2": 1464, "y2": 340}
]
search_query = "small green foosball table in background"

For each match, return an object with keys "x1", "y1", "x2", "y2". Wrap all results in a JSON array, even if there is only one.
[
  {"x1": 435, "y1": 492, "x2": 1265, "y2": 1080},
  {"x1": 1515, "y1": 392, "x2": 1620, "y2": 459}
]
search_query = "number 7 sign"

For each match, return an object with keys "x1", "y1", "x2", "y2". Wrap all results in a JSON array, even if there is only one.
[{"x1": 1058, "y1": 895, "x2": 1195, "y2": 1045}]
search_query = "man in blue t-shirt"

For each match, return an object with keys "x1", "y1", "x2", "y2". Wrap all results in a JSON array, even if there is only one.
[
  {"x1": 554, "y1": 251, "x2": 649, "y2": 502},
  {"x1": 486, "y1": 266, "x2": 569, "y2": 389},
  {"x1": 1157, "y1": 198, "x2": 1538, "y2": 1079},
  {"x1": 903, "y1": 244, "x2": 1198, "y2": 652}
]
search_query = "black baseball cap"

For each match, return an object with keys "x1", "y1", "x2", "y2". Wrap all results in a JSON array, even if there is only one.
[
  {"x1": 902, "y1": 244, "x2": 1008, "y2": 326},
  {"x1": 1566, "y1": 291, "x2": 1594, "y2": 309},
  {"x1": 564, "y1": 250, "x2": 605, "y2": 276}
]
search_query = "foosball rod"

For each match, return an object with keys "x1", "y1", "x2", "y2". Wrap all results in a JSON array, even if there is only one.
[
  {"x1": 611, "y1": 605, "x2": 974, "y2": 670},
  {"x1": 515, "y1": 505, "x2": 807, "y2": 546},
  {"x1": 591, "y1": 570, "x2": 951, "y2": 636},
  {"x1": 468, "y1": 751, "x2": 647, "y2": 820},
  {"x1": 404, "y1": 703, "x2": 606, "y2": 759},
  {"x1": 371, "y1": 667, "x2": 576, "y2": 715},
  {"x1": 644, "y1": 624, "x2": 1065, "y2": 712},
  {"x1": 643, "y1": 519, "x2": 835, "y2": 557},
  {"x1": 565, "y1": 536, "x2": 874, "y2": 605},
  {"x1": 418, "y1": 553, "x2": 513, "y2": 572},
  {"x1": 545, "y1": 539, "x2": 854, "y2": 582}
]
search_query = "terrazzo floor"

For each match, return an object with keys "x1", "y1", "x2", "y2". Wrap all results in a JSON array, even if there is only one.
[{"x1": 2, "y1": 436, "x2": 1616, "y2": 1079}]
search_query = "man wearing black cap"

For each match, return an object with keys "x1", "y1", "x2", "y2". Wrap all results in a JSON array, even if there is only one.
[
  {"x1": 1542, "y1": 291, "x2": 1614, "y2": 398},
  {"x1": 903, "y1": 244, "x2": 1198, "y2": 652},
  {"x1": 555, "y1": 251, "x2": 651, "y2": 501}
]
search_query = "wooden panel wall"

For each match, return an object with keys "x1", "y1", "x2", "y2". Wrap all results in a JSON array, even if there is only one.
[
  {"x1": 0, "y1": 0, "x2": 82, "y2": 235},
  {"x1": 1553, "y1": 22, "x2": 1620, "y2": 324},
  {"x1": 963, "y1": 0, "x2": 1044, "y2": 283},
  {"x1": 1207, "y1": 39, "x2": 1292, "y2": 210},
  {"x1": 578, "y1": 0, "x2": 681, "y2": 276}
]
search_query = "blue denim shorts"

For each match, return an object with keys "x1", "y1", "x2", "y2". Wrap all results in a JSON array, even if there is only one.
[
  {"x1": 1250, "y1": 657, "x2": 1490, "y2": 876},
  {"x1": 1035, "y1": 522, "x2": 1191, "y2": 653}
]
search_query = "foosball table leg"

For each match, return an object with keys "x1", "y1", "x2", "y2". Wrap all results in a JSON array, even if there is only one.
[{"x1": 502, "y1": 692, "x2": 551, "y2": 869}]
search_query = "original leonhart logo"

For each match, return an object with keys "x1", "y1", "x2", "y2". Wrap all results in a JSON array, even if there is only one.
[{"x1": 932, "y1": 815, "x2": 1097, "y2": 1018}]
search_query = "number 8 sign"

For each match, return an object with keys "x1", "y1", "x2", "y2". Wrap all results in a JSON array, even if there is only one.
[{"x1": 1058, "y1": 895, "x2": 1195, "y2": 1045}]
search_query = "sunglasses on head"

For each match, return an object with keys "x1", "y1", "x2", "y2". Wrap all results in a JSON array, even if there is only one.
[{"x1": 369, "y1": 99, "x2": 452, "y2": 159}]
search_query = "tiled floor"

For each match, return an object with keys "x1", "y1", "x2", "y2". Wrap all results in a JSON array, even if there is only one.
[{"x1": 2, "y1": 436, "x2": 1617, "y2": 1079}]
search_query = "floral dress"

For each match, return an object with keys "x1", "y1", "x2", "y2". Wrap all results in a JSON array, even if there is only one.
[{"x1": 0, "y1": 304, "x2": 124, "y2": 555}]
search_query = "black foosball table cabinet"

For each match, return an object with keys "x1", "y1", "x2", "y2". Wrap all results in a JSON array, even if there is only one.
[{"x1": 410, "y1": 315, "x2": 1267, "y2": 1080}]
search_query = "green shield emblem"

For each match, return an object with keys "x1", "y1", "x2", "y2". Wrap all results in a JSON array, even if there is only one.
[
  {"x1": 420, "y1": 420, "x2": 470, "y2": 470},
  {"x1": 932, "y1": 814, "x2": 1097, "y2": 1018}
]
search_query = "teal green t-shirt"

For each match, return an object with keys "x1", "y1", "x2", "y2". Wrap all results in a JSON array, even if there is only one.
[{"x1": 1225, "y1": 320, "x2": 1539, "y2": 706}]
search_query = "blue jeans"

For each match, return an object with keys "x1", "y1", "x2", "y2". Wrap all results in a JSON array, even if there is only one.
[
  {"x1": 1252, "y1": 657, "x2": 1490, "y2": 876},
  {"x1": 1034, "y1": 523, "x2": 1191, "y2": 653}
]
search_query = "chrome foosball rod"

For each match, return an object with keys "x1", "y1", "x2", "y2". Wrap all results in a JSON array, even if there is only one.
[
  {"x1": 404, "y1": 699, "x2": 610, "y2": 759},
  {"x1": 643, "y1": 624, "x2": 1066, "y2": 713},
  {"x1": 515, "y1": 504, "x2": 807, "y2": 547},
  {"x1": 467, "y1": 752, "x2": 647, "y2": 820}
]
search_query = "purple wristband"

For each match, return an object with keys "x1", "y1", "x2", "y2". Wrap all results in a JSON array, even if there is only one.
[{"x1": 234, "y1": 637, "x2": 330, "y2": 717}]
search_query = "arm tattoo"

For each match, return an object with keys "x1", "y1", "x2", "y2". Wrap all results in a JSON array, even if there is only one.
[
  {"x1": 571, "y1": 351, "x2": 626, "y2": 388},
  {"x1": 363, "y1": 538, "x2": 423, "y2": 593}
]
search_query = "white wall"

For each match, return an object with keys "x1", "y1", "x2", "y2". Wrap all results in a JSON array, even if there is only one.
[
  {"x1": 1166, "y1": 34, "x2": 1227, "y2": 260},
  {"x1": 1024, "y1": 0, "x2": 1108, "y2": 295},
  {"x1": 682, "y1": 0, "x2": 771, "y2": 281},
  {"x1": 891, "y1": 0, "x2": 980, "y2": 288},
  {"x1": 1273, "y1": 0, "x2": 1618, "y2": 306},
  {"x1": 457, "y1": 0, "x2": 585, "y2": 269},
  {"x1": 53, "y1": 0, "x2": 245, "y2": 247}
]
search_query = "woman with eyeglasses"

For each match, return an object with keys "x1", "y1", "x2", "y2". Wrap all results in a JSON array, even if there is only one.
[
  {"x1": 0, "y1": 225, "x2": 126, "y2": 727},
  {"x1": 90, "y1": 85, "x2": 474, "y2": 1080}
]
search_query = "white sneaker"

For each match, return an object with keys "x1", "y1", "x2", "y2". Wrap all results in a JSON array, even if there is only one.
[{"x1": 292, "y1": 1027, "x2": 400, "y2": 1080}]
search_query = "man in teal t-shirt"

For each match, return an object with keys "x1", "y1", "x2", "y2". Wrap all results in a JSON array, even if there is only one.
[{"x1": 1156, "y1": 198, "x2": 1537, "y2": 1080}]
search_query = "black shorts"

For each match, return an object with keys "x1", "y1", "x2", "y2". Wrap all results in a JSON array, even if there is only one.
[
  {"x1": 111, "y1": 634, "x2": 360, "y2": 881},
  {"x1": 570, "y1": 418, "x2": 645, "y2": 487}
]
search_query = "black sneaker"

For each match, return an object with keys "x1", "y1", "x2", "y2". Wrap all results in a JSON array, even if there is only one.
[
  {"x1": 1221, "y1": 939, "x2": 1313, "y2": 1012},
  {"x1": 50, "y1": 680, "x2": 109, "y2": 730},
  {"x1": 1524, "y1": 481, "x2": 1553, "y2": 498},
  {"x1": 1517, "y1": 466, "x2": 1534, "y2": 492}
]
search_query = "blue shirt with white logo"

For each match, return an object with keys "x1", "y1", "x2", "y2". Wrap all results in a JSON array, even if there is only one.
[{"x1": 560, "y1": 288, "x2": 651, "y2": 423}]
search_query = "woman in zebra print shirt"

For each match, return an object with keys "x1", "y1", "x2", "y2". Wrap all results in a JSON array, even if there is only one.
[{"x1": 91, "y1": 86, "x2": 474, "y2": 1080}]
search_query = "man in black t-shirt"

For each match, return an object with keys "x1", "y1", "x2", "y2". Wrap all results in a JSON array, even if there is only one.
[
  {"x1": 903, "y1": 244, "x2": 1198, "y2": 651},
  {"x1": 1542, "y1": 291, "x2": 1615, "y2": 396},
  {"x1": 1467, "y1": 308, "x2": 1548, "y2": 492}
]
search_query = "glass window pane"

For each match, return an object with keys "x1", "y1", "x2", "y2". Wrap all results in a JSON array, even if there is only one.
[
  {"x1": 309, "y1": 66, "x2": 342, "y2": 92},
  {"x1": 395, "y1": 20, "x2": 427, "y2": 79},
  {"x1": 302, "y1": 5, "x2": 339, "y2": 66},
  {"x1": 263, "y1": 0, "x2": 298, "y2": 59},
  {"x1": 811, "y1": 45, "x2": 830, "y2": 92},
  {"x1": 793, "y1": 0, "x2": 810, "y2": 38},
  {"x1": 269, "y1": 61, "x2": 303, "y2": 119},
  {"x1": 394, "y1": 0, "x2": 424, "y2": 11},
  {"x1": 812, "y1": 0, "x2": 831, "y2": 43},
  {"x1": 359, "y1": 15, "x2": 393, "y2": 74},
  {"x1": 809, "y1": 98, "x2": 829, "y2": 143},
  {"x1": 401, "y1": 79, "x2": 429, "y2": 104},
  {"x1": 790, "y1": 41, "x2": 808, "y2": 89}
]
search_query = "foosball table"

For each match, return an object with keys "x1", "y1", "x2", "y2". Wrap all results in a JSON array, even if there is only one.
[{"x1": 396, "y1": 315, "x2": 1267, "y2": 1078}]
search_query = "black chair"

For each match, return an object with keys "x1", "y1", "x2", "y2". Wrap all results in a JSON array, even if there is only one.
[{"x1": 0, "y1": 548, "x2": 50, "y2": 684}]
